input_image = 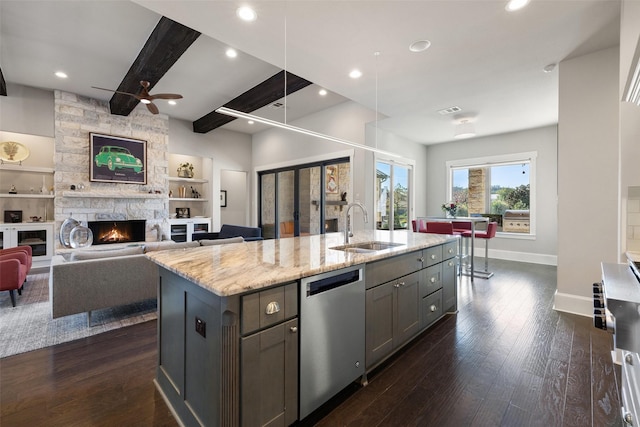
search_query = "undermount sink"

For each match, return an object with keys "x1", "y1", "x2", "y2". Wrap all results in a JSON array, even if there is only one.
[{"x1": 331, "y1": 241, "x2": 405, "y2": 253}]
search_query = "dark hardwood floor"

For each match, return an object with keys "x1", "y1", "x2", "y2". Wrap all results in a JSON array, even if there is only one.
[{"x1": 0, "y1": 259, "x2": 621, "y2": 426}]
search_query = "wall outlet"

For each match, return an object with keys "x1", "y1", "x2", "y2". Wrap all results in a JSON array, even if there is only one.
[{"x1": 195, "y1": 316, "x2": 206, "y2": 338}]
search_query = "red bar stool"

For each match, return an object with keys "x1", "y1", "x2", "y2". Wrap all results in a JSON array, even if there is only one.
[
  {"x1": 473, "y1": 222, "x2": 497, "y2": 278},
  {"x1": 425, "y1": 221, "x2": 455, "y2": 234}
]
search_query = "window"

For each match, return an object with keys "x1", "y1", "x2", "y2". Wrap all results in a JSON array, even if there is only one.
[
  {"x1": 375, "y1": 157, "x2": 414, "y2": 231},
  {"x1": 447, "y1": 152, "x2": 536, "y2": 236}
]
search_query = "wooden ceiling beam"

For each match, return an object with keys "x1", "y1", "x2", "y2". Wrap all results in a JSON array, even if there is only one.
[
  {"x1": 109, "y1": 17, "x2": 200, "y2": 116},
  {"x1": 193, "y1": 70, "x2": 312, "y2": 134}
]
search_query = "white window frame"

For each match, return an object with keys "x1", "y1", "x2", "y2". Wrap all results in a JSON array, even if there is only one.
[
  {"x1": 445, "y1": 151, "x2": 537, "y2": 239},
  {"x1": 374, "y1": 153, "x2": 415, "y2": 231}
]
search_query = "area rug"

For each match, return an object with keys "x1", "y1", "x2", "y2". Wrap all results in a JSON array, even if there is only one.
[{"x1": 0, "y1": 273, "x2": 157, "y2": 358}]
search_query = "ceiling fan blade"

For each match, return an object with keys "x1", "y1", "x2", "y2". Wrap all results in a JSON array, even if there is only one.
[
  {"x1": 91, "y1": 86, "x2": 139, "y2": 97},
  {"x1": 149, "y1": 93, "x2": 183, "y2": 100},
  {"x1": 146, "y1": 102, "x2": 159, "y2": 115}
]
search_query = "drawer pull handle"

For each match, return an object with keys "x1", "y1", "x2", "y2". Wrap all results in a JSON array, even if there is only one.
[
  {"x1": 418, "y1": 257, "x2": 424, "y2": 263},
  {"x1": 430, "y1": 254, "x2": 436, "y2": 260},
  {"x1": 625, "y1": 354, "x2": 634, "y2": 365},
  {"x1": 290, "y1": 326, "x2": 298, "y2": 333},
  {"x1": 430, "y1": 277, "x2": 436, "y2": 283},
  {"x1": 448, "y1": 248, "x2": 453, "y2": 254},
  {"x1": 430, "y1": 304, "x2": 437, "y2": 312},
  {"x1": 265, "y1": 301, "x2": 280, "y2": 315}
]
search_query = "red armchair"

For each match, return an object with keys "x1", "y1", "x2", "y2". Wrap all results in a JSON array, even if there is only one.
[
  {"x1": 1, "y1": 249, "x2": 30, "y2": 307},
  {"x1": 2, "y1": 245, "x2": 32, "y2": 273}
]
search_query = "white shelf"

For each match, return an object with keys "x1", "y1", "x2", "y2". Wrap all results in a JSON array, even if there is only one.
[
  {"x1": 0, "y1": 165, "x2": 55, "y2": 174},
  {"x1": 62, "y1": 191, "x2": 165, "y2": 199},
  {"x1": 0, "y1": 193, "x2": 54, "y2": 199},
  {"x1": 169, "y1": 177, "x2": 208, "y2": 184},
  {"x1": 169, "y1": 197, "x2": 209, "y2": 202}
]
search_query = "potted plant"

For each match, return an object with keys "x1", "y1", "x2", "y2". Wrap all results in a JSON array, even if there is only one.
[
  {"x1": 177, "y1": 162, "x2": 194, "y2": 178},
  {"x1": 441, "y1": 201, "x2": 458, "y2": 218}
]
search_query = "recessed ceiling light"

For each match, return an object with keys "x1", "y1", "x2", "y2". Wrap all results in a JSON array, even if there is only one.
[
  {"x1": 226, "y1": 48, "x2": 238, "y2": 58},
  {"x1": 543, "y1": 63, "x2": 556, "y2": 73},
  {"x1": 236, "y1": 6, "x2": 257, "y2": 22},
  {"x1": 409, "y1": 40, "x2": 431, "y2": 53},
  {"x1": 349, "y1": 69, "x2": 362, "y2": 79},
  {"x1": 168, "y1": 100, "x2": 177, "y2": 106},
  {"x1": 505, "y1": 0, "x2": 530, "y2": 12},
  {"x1": 318, "y1": 89, "x2": 327, "y2": 96},
  {"x1": 248, "y1": 120, "x2": 254, "y2": 125},
  {"x1": 54, "y1": 71, "x2": 68, "y2": 79}
]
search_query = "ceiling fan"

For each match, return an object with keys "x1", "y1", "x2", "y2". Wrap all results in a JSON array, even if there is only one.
[{"x1": 91, "y1": 80, "x2": 182, "y2": 114}]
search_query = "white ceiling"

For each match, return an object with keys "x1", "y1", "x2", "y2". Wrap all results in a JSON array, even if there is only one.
[{"x1": 1, "y1": 1, "x2": 621, "y2": 144}]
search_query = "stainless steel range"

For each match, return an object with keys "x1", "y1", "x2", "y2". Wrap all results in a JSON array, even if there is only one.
[{"x1": 594, "y1": 253, "x2": 640, "y2": 426}]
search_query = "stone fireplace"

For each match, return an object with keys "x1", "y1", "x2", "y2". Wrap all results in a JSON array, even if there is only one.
[{"x1": 88, "y1": 220, "x2": 146, "y2": 245}]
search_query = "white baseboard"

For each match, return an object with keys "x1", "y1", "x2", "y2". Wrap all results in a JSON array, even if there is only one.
[
  {"x1": 552, "y1": 291, "x2": 593, "y2": 317},
  {"x1": 472, "y1": 247, "x2": 558, "y2": 266}
]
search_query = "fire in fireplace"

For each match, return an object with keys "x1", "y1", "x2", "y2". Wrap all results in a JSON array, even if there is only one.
[{"x1": 87, "y1": 220, "x2": 146, "y2": 245}]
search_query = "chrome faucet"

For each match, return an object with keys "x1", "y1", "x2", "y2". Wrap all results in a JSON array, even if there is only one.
[{"x1": 345, "y1": 202, "x2": 369, "y2": 244}]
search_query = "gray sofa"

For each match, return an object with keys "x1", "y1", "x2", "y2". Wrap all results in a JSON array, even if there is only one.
[
  {"x1": 192, "y1": 224, "x2": 263, "y2": 242},
  {"x1": 49, "y1": 240, "x2": 226, "y2": 325}
]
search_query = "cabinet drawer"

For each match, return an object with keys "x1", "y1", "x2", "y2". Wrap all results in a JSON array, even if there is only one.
[
  {"x1": 242, "y1": 283, "x2": 298, "y2": 335},
  {"x1": 424, "y1": 245, "x2": 443, "y2": 267},
  {"x1": 366, "y1": 250, "x2": 423, "y2": 289},
  {"x1": 442, "y1": 241, "x2": 457, "y2": 260},
  {"x1": 421, "y1": 289, "x2": 443, "y2": 329},
  {"x1": 420, "y1": 264, "x2": 442, "y2": 297}
]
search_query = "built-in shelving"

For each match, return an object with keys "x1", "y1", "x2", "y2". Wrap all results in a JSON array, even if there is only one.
[
  {"x1": 169, "y1": 197, "x2": 209, "y2": 202},
  {"x1": 0, "y1": 165, "x2": 55, "y2": 174},
  {"x1": 169, "y1": 177, "x2": 208, "y2": 184},
  {"x1": 61, "y1": 191, "x2": 165, "y2": 199},
  {"x1": 1, "y1": 194, "x2": 54, "y2": 199}
]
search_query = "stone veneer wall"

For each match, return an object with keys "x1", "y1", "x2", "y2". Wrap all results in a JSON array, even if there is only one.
[
  {"x1": 54, "y1": 90, "x2": 169, "y2": 249},
  {"x1": 467, "y1": 168, "x2": 486, "y2": 214}
]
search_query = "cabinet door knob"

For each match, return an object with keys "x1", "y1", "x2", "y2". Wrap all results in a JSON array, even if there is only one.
[
  {"x1": 430, "y1": 254, "x2": 436, "y2": 260},
  {"x1": 290, "y1": 326, "x2": 298, "y2": 333},
  {"x1": 265, "y1": 301, "x2": 280, "y2": 315},
  {"x1": 448, "y1": 261, "x2": 454, "y2": 267},
  {"x1": 393, "y1": 283, "x2": 401, "y2": 288},
  {"x1": 418, "y1": 257, "x2": 424, "y2": 263},
  {"x1": 430, "y1": 305, "x2": 437, "y2": 312},
  {"x1": 448, "y1": 248, "x2": 453, "y2": 254},
  {"x1": 430, "y1": 277, "x2": 436, "y2": 283},
  {"x1": 625, "y1": 354, "x2": 634, "y2": 365}
]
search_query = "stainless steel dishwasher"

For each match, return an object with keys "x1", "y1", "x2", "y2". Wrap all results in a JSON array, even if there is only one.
[{"x1": 299, "y1": 264, "x2": 365, "y2": 420}]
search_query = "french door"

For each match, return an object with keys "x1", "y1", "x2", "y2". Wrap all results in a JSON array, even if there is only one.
[
  {"x1": 375, "y1": 159, "x2": 412, "y2": 231},
  {"x1": 259, "y1": 158, "x2": 350, "y2": 239}
]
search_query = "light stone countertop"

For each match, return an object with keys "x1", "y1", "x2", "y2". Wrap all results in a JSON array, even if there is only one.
[
  {"x1": 626, "y1": 251, "x2": 640, "y2": 264},
  {"x1": 145, "y1": 230, "x2": 458, "y2": 297}
]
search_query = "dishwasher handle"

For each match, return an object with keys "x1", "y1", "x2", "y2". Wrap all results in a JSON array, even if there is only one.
[{"x1": 306, "y1": 268, "x2": 361, "y2": 297}]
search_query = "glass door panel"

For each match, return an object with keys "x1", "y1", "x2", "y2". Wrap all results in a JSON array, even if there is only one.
[
  {"x1": 261, "y1": 173, "x2": 276, "y2": 239},
  {"x1": 376, "y1": 163, "x2": 391, "y2": 230},
  {"x1": 300, "y1": 166, "x2": 322, "y2": 236},
  {"x1": 393, "y1": 164, "x2": 409, "y2": 230},
  {"x1": 277, "y1": 170, "x2": 295, "y2": 238},
  {"x1": 17, "y1": 228, "x2": 47, "y2": 257},
  {"x1": 325, "y1": 162, "x2": 350, "y2": 234}
]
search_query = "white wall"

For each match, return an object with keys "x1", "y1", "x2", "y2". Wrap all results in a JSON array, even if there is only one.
[
  {"x1": 425, "y1": 125, "x2": 558, "y2": 264},
  {"x1": 620, "y1": 0, "x2": 640, "y2": 253},
  {"x1": 0, "y1": 83, "x2": 54, "y2": 137},
  {"x1": 168, "y1": 118, "x2": 252, "y2": 230},
  {"x1": 220, "y1": 169, "x2": 248, "y2": 226},
  {"x1": 555, "y1": 46, "x2": 620, "y2": 316}
]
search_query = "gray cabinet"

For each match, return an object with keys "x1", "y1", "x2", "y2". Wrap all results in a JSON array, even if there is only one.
[
  {"x1": 365, "y1": 270, "x2": 420, "y2": 369},
  {"x1": 366, "y1": 241, "x2": 458, "y2": 370},
  {"x1": 241, "y1": 318, "x2": 298, "y2": 427},
  {"x1": 241, "y1": 284, "x2": 298, "y2": 427}
]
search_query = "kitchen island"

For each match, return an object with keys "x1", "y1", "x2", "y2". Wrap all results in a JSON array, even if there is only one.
[{"x1": 146, "y1": 230, "x2": 458, "y2": 427}]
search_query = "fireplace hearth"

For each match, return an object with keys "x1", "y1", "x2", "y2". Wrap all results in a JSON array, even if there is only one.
[{"x1": 87, "y1": 220, "x2": 146, "y2": 245}]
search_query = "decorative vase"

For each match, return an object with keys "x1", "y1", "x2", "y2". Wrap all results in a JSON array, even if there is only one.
[{"x1": 178, "y1": 167, "x2": 194, "y2": 178}]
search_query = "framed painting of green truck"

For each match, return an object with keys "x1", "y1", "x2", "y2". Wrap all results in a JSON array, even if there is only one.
[{"x1": 90, "y1": 133, "x2": 147, "y2": 184}]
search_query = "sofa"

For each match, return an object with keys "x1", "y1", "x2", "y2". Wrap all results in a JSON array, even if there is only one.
[
  {"x1": 192, "y1": 224, "x2": 263, "y2": 242},
  {"x1": 49, "y1": 238, "x2": 243, "y2": 325}
]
